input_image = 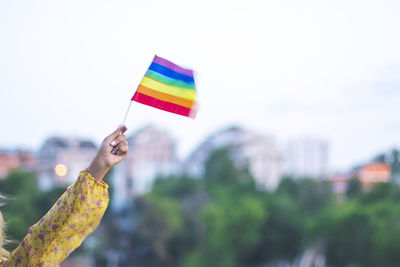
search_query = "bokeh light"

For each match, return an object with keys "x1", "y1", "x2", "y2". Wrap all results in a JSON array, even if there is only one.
[{"x1": 54, "y1": 164, "x2": 68, "y2": 177}]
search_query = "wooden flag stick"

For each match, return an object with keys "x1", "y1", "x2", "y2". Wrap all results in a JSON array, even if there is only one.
[{"x1": 122, "y1": 100, "x2": 133, "y2": 125}]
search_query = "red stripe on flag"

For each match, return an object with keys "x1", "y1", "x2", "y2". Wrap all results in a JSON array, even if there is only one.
[{"x1": 132, "y1": 92, "x2": 196, "y2": 118}]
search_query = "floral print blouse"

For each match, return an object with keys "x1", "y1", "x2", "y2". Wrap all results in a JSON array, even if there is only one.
[{"x1": 0, "y1": 170, "x2": 109, "y2": 267}]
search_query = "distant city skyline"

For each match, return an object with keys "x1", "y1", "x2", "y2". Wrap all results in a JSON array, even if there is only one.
[
  {"x1": 1, "y1": 124, "x2": 333, "y2": 212},
  {"x1": 0, "y1": 123, "x2": 395, "y2": 213},
  {"x1": 1, "y1": 0, "x2": 399, "y2": 172}
]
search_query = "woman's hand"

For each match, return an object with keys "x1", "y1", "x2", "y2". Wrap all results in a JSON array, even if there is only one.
[{"x1": 87, "y1": 125, "x2": 128, "y2": 180}]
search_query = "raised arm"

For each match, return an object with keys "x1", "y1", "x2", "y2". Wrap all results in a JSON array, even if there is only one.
[{"x1": 1, "y1": 126, "x2": 128, "y2": 266}]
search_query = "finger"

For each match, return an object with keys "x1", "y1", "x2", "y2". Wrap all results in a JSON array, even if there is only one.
[
  {"x1": 105, "y1": 125, "x2": 127, "y2": 143},
  {"x1": 105, "y1": 128, "x2": 122, "y2": 143},
  {"x1": 116, "y1": 141, "x2": 128, "y2": 154},
  {"x1": 112, "y1": 141, "x2": 128, "y2": 155},
  {"x1": 109, "y1": 134, "x2": 127, "y2": 147}
]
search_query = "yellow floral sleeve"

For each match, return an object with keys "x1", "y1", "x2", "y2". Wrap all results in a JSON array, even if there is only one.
[{"x1": 0, "y1": 170, "x2": 109, "y2": 267}]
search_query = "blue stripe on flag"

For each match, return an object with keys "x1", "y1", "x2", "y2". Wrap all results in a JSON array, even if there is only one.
[{"x1": 149, "y1": 62, "x2": 194, "y2": 84}]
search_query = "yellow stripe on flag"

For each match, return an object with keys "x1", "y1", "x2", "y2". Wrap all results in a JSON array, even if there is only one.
[{"x1": 140, "y1": 76, "x2": 196, "y2": 100}]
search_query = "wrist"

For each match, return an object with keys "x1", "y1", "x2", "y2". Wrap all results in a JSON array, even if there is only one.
[{"x1": 87, "y1": 156, "x2": 111, "y2": 181}]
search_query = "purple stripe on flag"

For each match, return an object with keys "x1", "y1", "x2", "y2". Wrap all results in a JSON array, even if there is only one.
[{"x1": 153, "y1": 55, "x2": 194, "y2": 77}]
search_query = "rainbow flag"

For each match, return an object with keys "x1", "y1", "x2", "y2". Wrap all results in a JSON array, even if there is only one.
[{"x1": 132, "y1": 55, "x2": 198, "y2": 118}]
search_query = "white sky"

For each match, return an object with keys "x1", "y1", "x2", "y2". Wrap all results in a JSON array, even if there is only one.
[{"x1": 0, "y1": 0, "x2": 399, "y2": 171}]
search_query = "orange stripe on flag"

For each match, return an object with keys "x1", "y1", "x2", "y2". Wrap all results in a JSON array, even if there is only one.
[{"x1": 137, "y1": 85, "x2": 195, "y2": 108}]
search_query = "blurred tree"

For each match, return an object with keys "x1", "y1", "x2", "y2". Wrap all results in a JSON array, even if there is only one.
[
  {"x1": 278, "y1": 177, "x2": 333, "y2": 216},
  {"x1": 315, "y1": 181, "x2": 400, "y2": 266},
  {"x1": 135, "y1": 195, "x2": 183, "y2": 263},
  {"x1": 183, "y1": 148, "x2": 268, "y2": 267},
  {"x1": 277, "y1": 177, "x2": 298, "y2": 197},
  {"x1": 359, "y1": 182, "x2": 400, "y2": 204},
  {"x1": 0, "y1": 171, "x2": 40, "y2": 245},
  {"x1": 367, "y1": 201, "x2": 400, "y2": 266},
  {"x1": 251, "y1": 194, "x2": 304, "y2": 264},
  {"x1": 346, "y1": 177, "x2": 362, "y2": 198},
  {"x1": 132, "y1": 148, "x2": 315, "y2": 267},
  {"x1": 374, "y1": 148, "x2": 400, "y2": 178},
  {"x1": 129, "y1": 174, "x2": 205, "y2": 266},
  {"x1": 151, "y1": 175, "x2": 202, "y2": 199},
  {"x1": 197, "y1": 190, "x2": 267, "y2": 267},
  {"x1": 94, "y1": 146, "x2": 400, "y2": 267},
  {"x1": 0, "y1": 171, "x2": 65, "y2": 250},
  {"x1": 204, "y1": 147, "x2": 254, "y2": 190},
  {"x1": 34, "y1": 187, "x2": 66, "y2": 217},
  {"x1": 324, "y1": 203, "x2": 373, "y2": 266},
  {"x1": 389, "y1": 149, "x2": 400, "y2": 175}
]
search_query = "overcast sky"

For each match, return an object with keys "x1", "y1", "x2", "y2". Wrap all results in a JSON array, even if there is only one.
[{"x1": 0, "y1": 0, "x2": 399, "y2": 171}]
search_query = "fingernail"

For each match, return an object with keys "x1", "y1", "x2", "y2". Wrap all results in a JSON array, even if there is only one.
[
  {"x1": 110, "y1": 141, "x2": 116, "y2": 146},
  {"x1": 120, "y1": 125, "x2": 127, "y2": 133},
  {"x1": 111, "y1": 148, "x2": 116, "y2": 154}
]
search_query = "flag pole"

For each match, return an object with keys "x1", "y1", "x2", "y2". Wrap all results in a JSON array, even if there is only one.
[
  {"x1": 122, "y1": 100, "x2": 133, "y2": 126},
  {"x1": 121, "y1": 54, "x2": 157, "y2": 126}
]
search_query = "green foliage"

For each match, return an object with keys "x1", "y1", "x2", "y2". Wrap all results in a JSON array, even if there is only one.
[
  {"x1": 254, "y1": 194, "x2": 305, "y2": 262},
  {"x1": 278, "y1": 177, "x2": 333, "y2": 216},
  {"x1": 132, "y1": 174, "x2": 206, "y2": 265},
  {"x1": 135, "y1": 195, "x2": 183, "y2": 261},
  {"x1": 182, "y1": 250, "x2": 204, "y2": 267},
  {"x1": 314, "y1": 182, "x2": 400, "y2": 267},
  {"x1": 0, "y1": 171, "x2": 65, "y2": 250},
  {"x1": 133, "y1": 148, "x2": 307, "y2": 267},
  {"x1": 204, "y1": 147, "x2": 254, "y2": 189},
  {"x1": 35, "y1": 187, "x2": 67, "y2": 216},
  {"x1": 317, "y1": 201, "x2": 374, "y2": 266},
  {"x1": 367, "y1": 201, "x2": 400, "y2": 266},
  {"x1": 0, "y1": 171, "x2": 39, "y2": 196},
  {"x1": 374, "y1": 148, "x2": 400, "y2": 184},
  {"x1": 346, "y1": 177, "x2": 362, "y2": 197},
  {"x1": 1, "y1": 171, "x2": 41, "y2": 245},
  {"x1": 374, "y1": 148, "x2": 400, "y2": 176},
  {"x1": 106, "y1": 146, "x2": 400, "y2": 267},
  {"x1": 359, "y1": 182, "x2": 400, "y2": 204},
  {"x1": 277, "y1": 177, "x2": 298, "y2": 196},
  {"x1": 199, "y1": 191, "x2": 267, "y2": 267},
  {"x1": 151, "y1": 175, "x2": 201, "y2": 199}
]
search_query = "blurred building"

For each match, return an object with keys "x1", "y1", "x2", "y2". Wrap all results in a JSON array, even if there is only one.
[
  {"x1": 0, "y1": 149, "x2": 35, "y2": 179},
  {"x1": 329, "y1": 172, "x2": 353, "y2": 196},
  {"x1": 358, "y1": 162, "x2": 391, "y2": 189},
  {"x1": 36, "y1": 137, "x2": 97, "y2": 190},
  {"x1": 329, "y1": 162, "x2": 391, "y2": 195},
  {"x1": 284, "y1": 137, "x2": 329, "y2": 179},
  {"x1": 184, "y1": 126, "x2": 283, "y2": 190},
  {"x1": 112, "y1": 125, "x2": 179, "y2": 211}
]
